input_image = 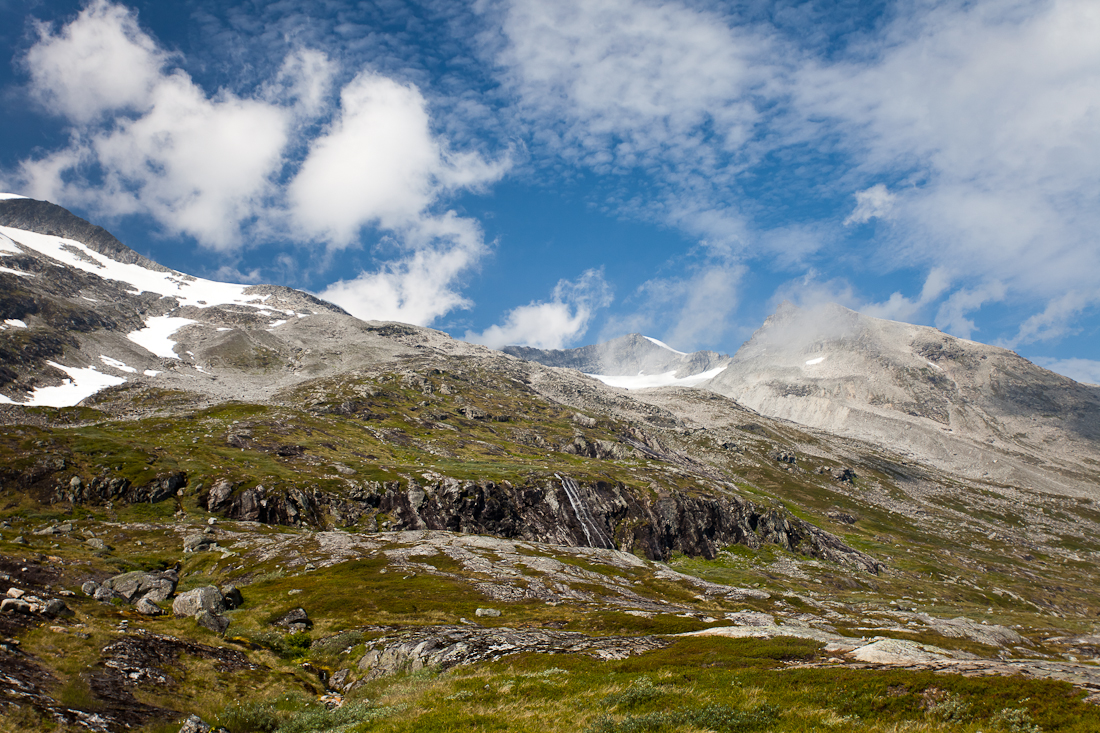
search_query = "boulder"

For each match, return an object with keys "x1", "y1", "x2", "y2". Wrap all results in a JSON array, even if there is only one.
[
  {"x1": 1, "y1": 598, "x2": 32, "y2": 614},
  {"x1": 184, "y1": 534, "x2": 215, "y2": 553},
  {"x1": 43, "y1": 599, "x2": 73, "y2": 618},
  {"x1": 195, "y1": 610, "x2": 230, "y2": 635},
  {"x1": 102, "y1": 570, "x2": 178, "y2": 603},
  {"x1": 206, "y1": 479, "x2": 234, "y2": 511},
  {"x1": 135, "y1": 597, "x2": 164, "y2": 616},
  {"x1": 220, "y1": 585, "x2": 243, "y2": 610},
  {"x1": 179, "y1": 715, "x2": 211, "y2": 733},
  {"x1": 94, "y1": 586, "x2": 120, "y2": 603},
  {"x1": 271, "y1": 607, "x2": 312, "y2": 631},
  {"x1": 81, "y1": 580, "x2": 100, "y2": 596},
  {"x1": 172, "y1": 586, "x2": 226, "y2": 617},
  {"x1": 475, "y1": 608, "x2": 501, "y2": 618},
  {"x1": 85, "y1": 538, "x2": 108, "y2": 551}
]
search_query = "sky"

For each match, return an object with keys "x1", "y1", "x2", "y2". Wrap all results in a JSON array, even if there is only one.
[{"x1": 1, "y1": 0, "x2": 1099, "y2": 385}]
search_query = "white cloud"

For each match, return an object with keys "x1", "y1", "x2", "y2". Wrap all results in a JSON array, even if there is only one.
[
  {"x1": 289, "y1": 72, "x2": 506, "y2": 246},
  {"x1": 23, "y1": 0, "x2": 168, "y2": 122},
  {"x1": 465, "y1": 268, "x2": 612, "y2": 349},
  {"x1": 1030, "y1": 357, "x2": 1100, "y2": 386},
  {"x1": 318, "y1": 213, "x2": 487, "y2": 325},
  {"x1": 844, "y1": 184, "x2": 896, "y2": 225}
]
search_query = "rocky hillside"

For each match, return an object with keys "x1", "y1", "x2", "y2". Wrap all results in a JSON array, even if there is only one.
[{"x1": 1, "y1": 199, "x2": 1099, "y2": 732}]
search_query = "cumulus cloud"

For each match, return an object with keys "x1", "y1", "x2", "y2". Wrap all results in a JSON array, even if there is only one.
[
  {"x1": 465, "y1": 269, "x2": 613, "y2": 349},
  {"x1": 862, "y1": 267, "x2": 951, "y2": 323},
  {"x1": 289, "y1": 72, "x2": 506, "y2": 246},
  {"x1": 23, "y1": 0, "x2": 168, "y2": 122},
  {"x1": 317, "y1": 213, "x2": 487, "y2": 325}
]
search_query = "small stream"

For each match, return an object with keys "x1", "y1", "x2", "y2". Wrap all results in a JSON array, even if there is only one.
[{"x1": 556, "y1": 474, "x2": 613, "y2": 549}]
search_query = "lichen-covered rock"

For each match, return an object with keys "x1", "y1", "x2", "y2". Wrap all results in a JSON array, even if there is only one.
[
  {"x1": 102, "y1": 570, "x2": 177, "y2": 603},
  {"x1": 135, "y1": 597, "x2": 164, "y2": 616},
  {"x1": 183, "y1": 534, "x2": 215, "y2": 553},
  {"x1": 172, "y1": 586, "x2": 226, "y2": 617},
  {"x1": 179, "y1": 716, "x2": 211, "y2": 733},
  {"x1": 357, "y1": 625, "x2": 667, "y2": 680}
]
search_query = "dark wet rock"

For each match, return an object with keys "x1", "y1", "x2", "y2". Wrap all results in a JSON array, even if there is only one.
[
  {"x1": 357, "y1": 625, "x2": 668, "y2": 680},
  {"x1": 220, "y1": 585, "x2": 243, "y2": 610},
  {"x1": 272, "y1": 607, "x2": 312, "y2": 632},
  {"x1": 195, "y1": 610, "x2": 230, "y2": 635},
  {"x1": 172, "y1": 586, "x2": 226, "y2": 617}
]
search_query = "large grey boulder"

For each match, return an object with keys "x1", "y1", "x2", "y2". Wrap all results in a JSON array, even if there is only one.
[
  {"x1": 172, "y1": 586, "x2": 226, "y2": 617},
  {"x1": 135, "y1": 597, "x2": 164, "y2": 616},
  {"x1": 102, "y1": 570, "x2": 178, "y2": 603}
]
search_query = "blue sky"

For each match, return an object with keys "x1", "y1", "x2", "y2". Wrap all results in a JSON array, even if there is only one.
[{"x1": 2, "y1": 0, "x2": 1099, "y2": 384}]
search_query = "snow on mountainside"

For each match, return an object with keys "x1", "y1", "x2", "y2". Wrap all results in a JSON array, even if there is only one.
[
  {"x1": 0, "y1": 196, "x2": 436, "y2": 408},
  {"x1": 502, "y1": 333, "x2": 731, "y2": 388}
]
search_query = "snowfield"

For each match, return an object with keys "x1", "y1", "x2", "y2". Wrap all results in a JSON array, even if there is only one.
[{"x1": 586, "y1": 365, "x2": 728, "y2": 390}]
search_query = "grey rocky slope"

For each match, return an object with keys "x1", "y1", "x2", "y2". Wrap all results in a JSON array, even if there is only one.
[
  {"x1": 701, "y1": 301, "x2": 1100, "y2": 495},
  {"x1": 503, "y1": 333, "x2": 730, "y2": 378}
]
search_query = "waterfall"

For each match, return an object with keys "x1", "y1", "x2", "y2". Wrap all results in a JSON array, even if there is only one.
[{"x1": 556, "y1": 474, "x2": 613, "y2": 549}]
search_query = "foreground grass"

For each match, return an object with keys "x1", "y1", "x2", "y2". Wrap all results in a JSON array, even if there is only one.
[{"x1": 163, "y1": 637, "x2": 1100, "y2": 733}]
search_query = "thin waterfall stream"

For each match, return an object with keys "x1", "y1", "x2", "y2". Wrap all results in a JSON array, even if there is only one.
[{"x1": 556, "y1": 474, "x2": 613, "y2": 549}]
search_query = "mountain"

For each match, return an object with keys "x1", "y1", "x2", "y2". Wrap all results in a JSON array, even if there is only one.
[
  {"x1": 503, "y1": 333, "x2": 730, "y2": 388},
  {"x1": 702, "y1": 301, "x2": 1100, "y2": 495},
  {"x1": 2, "y1": 198, "x2": 1100, "y2": 732}
]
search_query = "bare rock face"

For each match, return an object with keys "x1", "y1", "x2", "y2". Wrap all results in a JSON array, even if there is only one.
[{"x1": 356, "y1": 625, "x2": 669, "y2": 680}]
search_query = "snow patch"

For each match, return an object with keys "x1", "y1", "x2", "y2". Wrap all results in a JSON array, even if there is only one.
[
  {"x1": 268, "y1": 319, "x2": 288, "y2": 329},
  {"x1": 4, "y1": 319, "x2": 27, "y2": 328},
  {"x1": 0, "y1": 233, "x2": 22, "y2": 255},
  {"x1": 127, "y1": 316, "x2": 196, "y2": 359},
  {"x1": 0, "y1": 193, "x2": 28, "y2": 201},
  {"x1": 100, "y1": 355, "x2": 136, "y2": 373},
  {"x1": 0, "y1": 224, "x2": 265, "y2": 309},
  {"x1": 587, "y1": 365, "x2": 728, "y2": 390},
  {"x1": 805, "y1": 357, "x2": 825, "y2": 365},
  {"x1": 216, "y1": 327, "x2": 232, "y2": 332},
  {"x1": 0, "y1": 266, "x2": 33, "y2": 278},
  {"x1": 143, "y1": 369, "x2": 161, "y2": 377},
  {"x1": 9, "y1": 361, "x2": 127, "y2": 407},
  {"x1": 642, "y1": 336, "x2": 687, "y2": 355},
  {"x1": 926, "y1": 361, "x2": 942, "y2": 370}
]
